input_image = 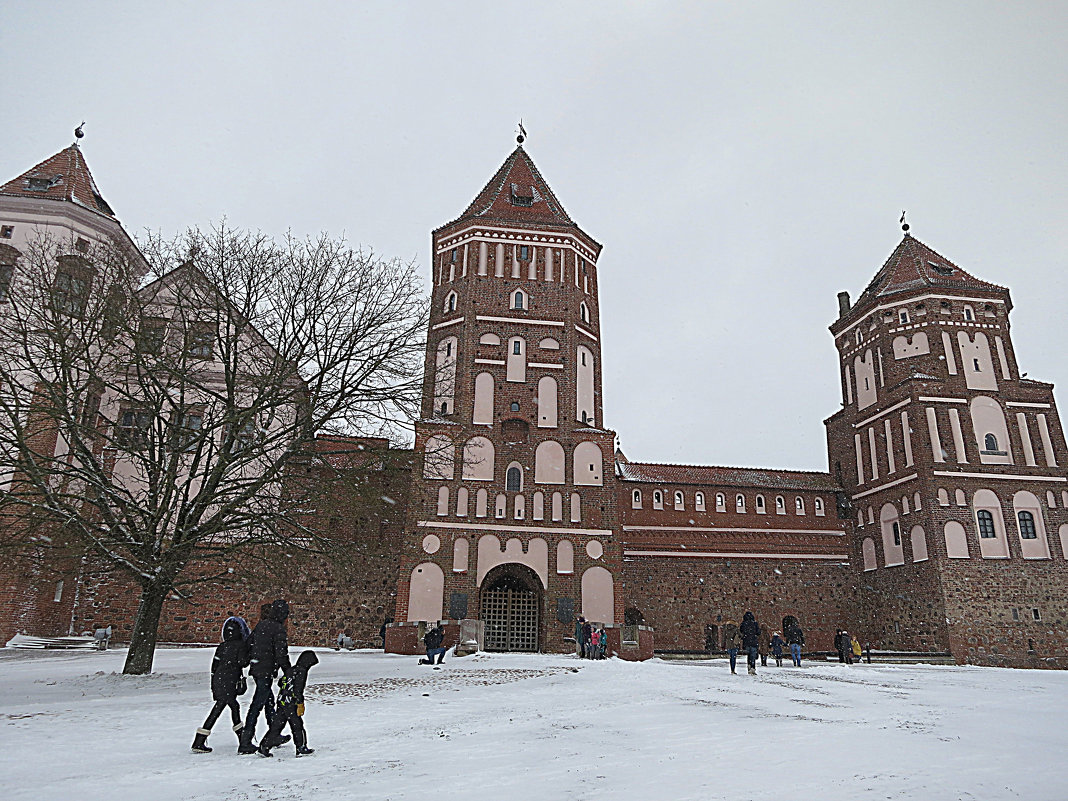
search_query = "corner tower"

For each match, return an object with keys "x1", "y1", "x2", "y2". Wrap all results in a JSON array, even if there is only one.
[
  {"x1": 389, "y1": 141, "x2": 623, "y2": 653},
  {"x1": 825, "y1": 230, "x2": 1068, "y2": 667}
]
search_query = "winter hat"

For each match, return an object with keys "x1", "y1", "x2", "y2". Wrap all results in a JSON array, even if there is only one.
[
  {"x1": 272, "y1": 599, "x2": 290, "y2": 622},
  {"x1": 296, "y1": 650, "x2": 319, "y2": 669},
  {"x1": 222, "y1": 618, "x2": 244, "y2": 642}
]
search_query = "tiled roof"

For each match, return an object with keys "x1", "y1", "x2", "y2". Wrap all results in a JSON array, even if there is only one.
[
  {"x1": 0, "y1": 144, "x2": 116, "y2": 219},
  {"x1": 438, "y1": 145, "x2": 576, "y2": 231},
  {"x1": 855, "y1": 234, "x2": 1004, "y2": 307},
  {"x1": 616, "y1": 460, "x2": 840, "y2": 492}
]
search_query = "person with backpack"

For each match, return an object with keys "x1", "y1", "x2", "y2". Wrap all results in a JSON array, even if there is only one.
[
  {"x1": 258, "y1": 650, "x2": 318, "y2": 758},
  {"x1": 786, "y1": 622, "x2": 805, "y2": 666},
  {"x1": 238, "y1": 600, "x2": 293, "y2": 754},
  {"x1": 191, "y1": 617, "x2": 250, "y2": 753}
]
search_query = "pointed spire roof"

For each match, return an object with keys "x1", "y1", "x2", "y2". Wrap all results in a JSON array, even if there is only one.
[
  {"x1": 0, "y1": 144, "x2": 117, "y2": 219},
  {"x1": 442, "y1": 145, "x2": 577, "y2": 231},
  {"x1": 854, "y1": 234, "x2": 1004, "y2": 308}
]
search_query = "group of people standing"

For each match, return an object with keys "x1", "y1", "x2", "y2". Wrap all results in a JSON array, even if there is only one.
[
  {"x1": 722, "y1": 613, "x2": 806, "y2": 674},
  {"x1": 834, "y1": 629, "x2": 864, "y2": 664},
  {"x1": 574, "y1": 617, "x2": 608, "y2": 659},
  {"x1": 191, "y1": 599, "x2": 318, "y2": 758}
]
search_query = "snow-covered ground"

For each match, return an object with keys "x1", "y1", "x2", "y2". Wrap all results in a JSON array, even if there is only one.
[{"x1": 2, "y1": 646, "x2": 1065, "y2": 800}]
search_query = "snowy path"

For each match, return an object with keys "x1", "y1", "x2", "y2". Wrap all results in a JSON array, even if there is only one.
[{"x1": 1, "y1": 647, "x2": 1064, "y2": 800}]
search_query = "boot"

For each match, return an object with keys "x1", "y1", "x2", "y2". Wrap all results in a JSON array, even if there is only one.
[
  {"x1": 748, "y1": 665, "x2": 756, "y2": 675},
  {"x1": 295, "y1": 745, "x2": 315, "y2": 757},
  {"x1": 257, "y1": 741, "x2": 273, "y2": 758},
  {"x1": 237, "y1": 725, "x2": 259, "y2": 755},
  {"x1": 191, "y1": 728, "x2": 212, "y2": 754},
  {"x1": 232, "y1": 722, "x2": 244, "y2": 743}
]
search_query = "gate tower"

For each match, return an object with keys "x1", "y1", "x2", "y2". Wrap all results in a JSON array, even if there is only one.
[
  {"x1": 388, "y1": 138, "x2": 623, "y2": 653},
  {"x1": 825, "y1": 230, "x2": 1068, "y2": 665}
]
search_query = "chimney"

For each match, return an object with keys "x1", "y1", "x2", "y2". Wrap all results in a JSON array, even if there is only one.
[{"x1": 837, "y1": 291, "x2": 851, "y2": 317}]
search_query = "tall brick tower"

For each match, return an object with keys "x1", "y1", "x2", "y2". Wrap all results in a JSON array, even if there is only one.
[
  {"x1": 825, "y1": 228, "x2": 1068, "y2": 666},
  {"x1": 388, "y1": 138, "x2": 623, "y2": 653}
]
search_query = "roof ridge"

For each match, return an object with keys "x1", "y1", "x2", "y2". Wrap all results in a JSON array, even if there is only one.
[{"x1": 619, "y1": 459, "x2": 832, "y2": 476}]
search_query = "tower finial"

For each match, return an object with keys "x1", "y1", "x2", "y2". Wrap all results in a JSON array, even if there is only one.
[
  {"x1": 516, "y1": 119, "x2": 527, "y2": 145},
  {"x1": 74, "y1": 121, "x2": 85, "y2": 144},
  {"x1": 900, "y1": 210, "x2": 910, "y2": 235}
]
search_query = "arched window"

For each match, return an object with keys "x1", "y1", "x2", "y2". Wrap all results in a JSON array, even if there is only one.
[
  {"x1": 495, "y1": 494, "x2": 506, "y2": 519},
  {"x1": 632, "y1": 489, "x2": 642, "y2": 509},
  {"x1": 736, "y1": 494, "x2": 745, "y2": 513},
  {"x1": 814, "y1": 497, "x2": 824, "y2": 516},
  {"x1": 445, "y1": 291, "x2": 457, "y2": 313},
  {"x1": 653, "y1": 490, "x2": 663, "y2": 510},
  {"x1": 715, "y1": 493, "x2": 725, "y2": 512},
  {"x1": 579, "y1": 302, "x2": 590, "y2": 324},
  {"x1": 511, "y1": 289, "x2": 525, "y2": 310},
  {"x1": 977, "y1": 510, "x2": 996, "y2": 538},
  {"x1": 795, "y1": 497, "x2": 805, "y2": 514},
  {"x1": 955, "y1": 489, "x2": 966, "y2": 506},
  {"x1": 775, "y1": 496, "x2": 786, "y2": 514},
  {"x1": 755, "y1": 495, "x2": 766, "y2": 513},
  {"x1": 695, "y1": 492, "x2": 705, "y2": 511},
  {"x1": 534, "y1": 440, "x2": 565, "y2": 484},
  {"x1": 938, "y1": 488, "x2": 950, "y2": 506},
  {"x1": 506, "y1": 464, "x2": 522, "y2": 492},
  {"x1": 984, "y1": 433, "x2": 998, "y2": 451},
  {"x1": 1018, "y1": 511, "x2": 1037, "y2": 539},
  {"x1": 674, "y1": 491, "x2": 685, "y2": 510},
  {"x1": 913, "y1": 491, "x2": 922, "y2": 511}
]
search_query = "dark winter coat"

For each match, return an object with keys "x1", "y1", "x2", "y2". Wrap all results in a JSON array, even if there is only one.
[
  {"x1": 581, "y1": 621, "x2": 593, "y2": 644},
  {"x1": 424, "y1": 626, "x2": 444, "y2": 650},
  {"x1": 277, "y1": 650, "x2": 319, "y2": 711},
  {"x1": 771, "y1": 634, "x2": 785, "y2": 657},
  {"x1": 740, "y1": 612, "x2": 761, "y2": 649},
  {"x1": 786, "y1": 626, "x2": 805, "y2": 646},
  {"x1": 248, "y1": 601, "x2": 292, "y2": 679},
  {"x1": 211, "y1": 618, "x2": 250, "y2": 701},
  {"x1": 723, "y1": 623, "x2": 740, "y2": 650}
]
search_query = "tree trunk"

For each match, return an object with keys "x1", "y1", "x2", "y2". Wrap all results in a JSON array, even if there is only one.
[{"x1": 122, "y1": 581, "x2": 169, "y2": 675}]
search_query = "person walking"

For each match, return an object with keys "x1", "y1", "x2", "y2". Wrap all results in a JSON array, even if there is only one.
[
  {"x1": 786, "y1": 622, "x2": 804, "y2": 666},
  {"x1": 851, "y1": 633, "x2": 863, "y2": 664},
  {"x1": 590, "y1": 626, "x2": 601, "y2": 659},
  {"x1": 191, "y1": 617, "x2": 250, "y2": 753},
  {"x1": 598, "y1": 626, "x2": 608, "y2": 659},
  {"x1": 770, "y1": 631, "x2": 785, "y2": 667},
  {"x1": 239, "y1": 600, "x2": 293, "y2": 754},
  {"x1": 758, "y1": 627, "x2": 769, "y2": 668},
  {"x1": 740, "y1": 611, "x2": 761, "y2": 675},
  {"x1": 257, "y1": 650, "x2": 319, "y2": 758},
  {"x1": 380, "y1": 617, "x2": 393, "y2": 649},
  {"x1": 723, "y1": 619, "x2": 740, "y2": 674},
  {"x1": 581, "y1": 619, "x2": 593, "y2": 660},
  {"x1": 574, "y1": 616, "x2": 585, "y2": 657}
]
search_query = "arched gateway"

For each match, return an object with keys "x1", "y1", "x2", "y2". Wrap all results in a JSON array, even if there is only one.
[{"x1": 480, "y1": 563, "x2": 542, "y2": 652}]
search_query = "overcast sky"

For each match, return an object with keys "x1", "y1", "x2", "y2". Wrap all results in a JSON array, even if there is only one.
[{"x1": 3, "y1": 3, "x2": 1067, "y2": 471}]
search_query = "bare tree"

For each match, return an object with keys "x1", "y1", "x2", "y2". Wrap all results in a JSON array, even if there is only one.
[{"x1": 0, "y1": 225, "x2": 426, "y2": 673}]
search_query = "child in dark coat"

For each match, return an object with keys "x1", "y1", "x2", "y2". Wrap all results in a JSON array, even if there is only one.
[
  {"x1": 258, "y1": 650, "x2": 319, "y2": 758},
  {"x1": 192, "y1": 617, "x2": 250, "y2": 753}
]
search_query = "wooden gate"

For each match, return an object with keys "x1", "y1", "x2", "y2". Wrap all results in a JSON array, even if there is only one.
[{"x1": 481, "y1": 585, "x2": 539, "y2": 652}]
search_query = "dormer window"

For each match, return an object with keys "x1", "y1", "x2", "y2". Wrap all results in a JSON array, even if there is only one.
[
  {"x1": 510, "y1": 183, "x2": 535, "y2": 207},
  {"x1": 930, "y1": 262, "x2": 955, "y2": 276},
  {"x1": 26, "y1": 174, "x2": 62, "y2": 192}
]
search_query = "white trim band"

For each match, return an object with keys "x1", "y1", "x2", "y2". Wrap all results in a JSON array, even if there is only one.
[
  {"x1": 476, "y1": 315, "x2": 565, "y2": 327},
  {"x1": 624, "y1": 550, "x2": 849, "y2": 561},
  {"x1": 418, "y1": 520, "x2": 613, "y2": 536},
  {"x1": 851, "y1": 473, "x2": 919, "y2": 500},
  {"x1": 932, "y1": 470, "x2": 1067, "y2": 483},
  {"x1": 431, "y1": 317, "x2": 464, "y2": 331}
]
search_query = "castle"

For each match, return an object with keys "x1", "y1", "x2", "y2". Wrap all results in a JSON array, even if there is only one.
[{"x1": 1, "y1": 137, "x2": 1065, "y2": 668}]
